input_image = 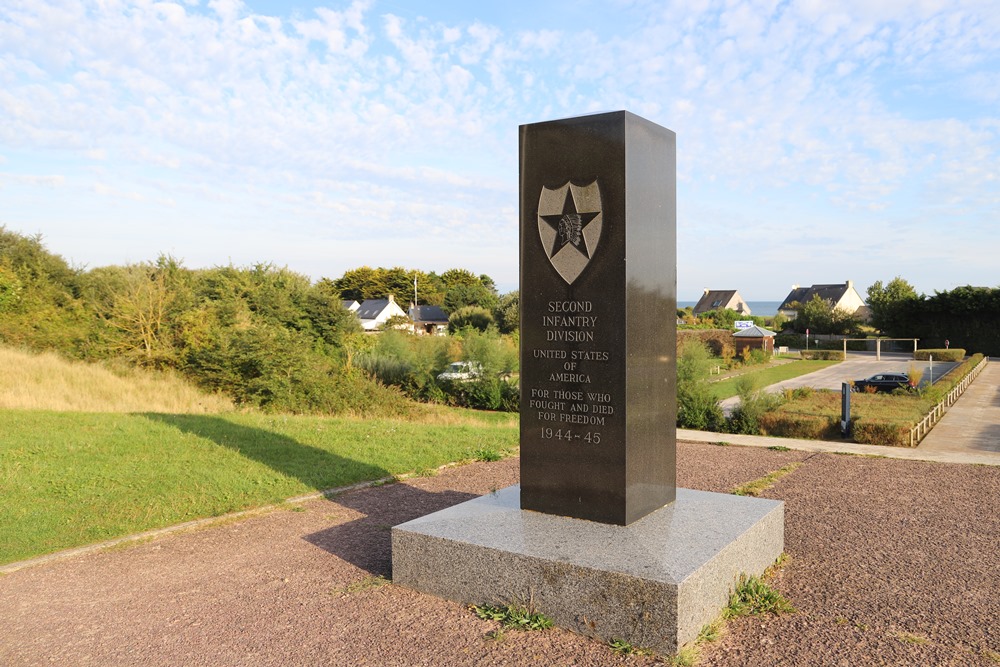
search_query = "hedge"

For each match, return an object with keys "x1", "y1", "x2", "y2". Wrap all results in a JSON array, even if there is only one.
[
  {"x1": 676, "y1": 329, "x2": 732, "y2": 355},
  {"x1": 851, "y1": 420, "x2": 911, "y2": 447},
  {"x1": 799, "y1": 350, "x2": 845, "y2": 360},
  {"x1": 914, "y1": 348, "x2": 965, "y2": 362},
  {"x1": 758, "y1": 412, "x2": 840, "y2": 440}
]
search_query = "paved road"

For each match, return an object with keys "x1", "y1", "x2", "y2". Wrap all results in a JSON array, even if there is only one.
[{"x1": 918, "y1": 360, "x2": 1000, "y2": 455}]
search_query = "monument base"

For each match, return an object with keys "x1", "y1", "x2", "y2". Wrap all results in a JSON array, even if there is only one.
[{"x1": 392, "y1": 485, "x2": 783, "y2": 655}]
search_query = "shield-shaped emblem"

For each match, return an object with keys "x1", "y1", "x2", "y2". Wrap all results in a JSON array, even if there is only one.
[{"x1": 537, "y1": 180, "x2": 602, "y2": 285}]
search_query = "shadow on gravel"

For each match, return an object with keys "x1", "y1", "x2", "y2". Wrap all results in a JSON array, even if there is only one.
[
  {"x1": 304, "y1": 482, "x2": 478, "y2": 577},
  {"x1": 142, "y1": 413, "x2": 390, "y2": 490}
]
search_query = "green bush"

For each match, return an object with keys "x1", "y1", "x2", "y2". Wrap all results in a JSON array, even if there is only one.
[
  {"x1": 914, "y1": 348, "x2": 965, "y2": 362},
  {"x1": 799, "y1": 350, "x2": 845, "y2": 360},
  {"x1": 726, "y1": 375, "x2": 782, "y2": 434},
  {"x1": 676, "y1": 339, "x2": 724, "y2": 430}
]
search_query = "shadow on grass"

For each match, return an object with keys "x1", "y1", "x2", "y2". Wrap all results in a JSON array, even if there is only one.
[
  {"x1": 143, "y1": 413, "x2": 482, "y2": 575},
  {"x1": 142, "y1": 413, "x2": 390, "y2": 491}
]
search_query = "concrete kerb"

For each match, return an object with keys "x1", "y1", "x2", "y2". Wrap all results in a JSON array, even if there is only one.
[{"x1": 678, "y1": 429, "x2": 1000, "y2": 466}]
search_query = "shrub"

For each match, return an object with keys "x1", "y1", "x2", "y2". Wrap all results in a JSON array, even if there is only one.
[
  {"x1": 914, "y1": 348, "x2": 965, "y2": 362},
  {"x1": 758, "y1": 412, "x2": 839, "y2": 439},
  {"x1": 676, "y1": 339, "x2": 723, "y2": 430},
  {"x1": 852, "y1": 420, "x2": 911, "y2": 447},
  {"x1": 727, "y1": 375, "x2": 782, "y2": 435},
  {"x1": 799, "y1": 350, "x2": 845, "y2": 360}
]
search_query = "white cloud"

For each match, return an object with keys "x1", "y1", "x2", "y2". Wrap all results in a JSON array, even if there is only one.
[{"x1": 0, "y1": 0, "x2": 996, "y2": 295}]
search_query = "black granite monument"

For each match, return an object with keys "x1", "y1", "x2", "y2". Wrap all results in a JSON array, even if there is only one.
[
  {"x1": 519, "y1": 111, "x2": 677, "y2": 525},
  {"x1": 392, "y1": 112, "x2": 784, "y2": 654}
]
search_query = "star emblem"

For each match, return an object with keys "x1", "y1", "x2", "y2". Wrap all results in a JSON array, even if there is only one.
[{"x1": 539, "y1": 187, "x2": 600, "y2": 259}]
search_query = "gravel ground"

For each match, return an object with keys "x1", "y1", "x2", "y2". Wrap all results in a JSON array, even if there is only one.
[{"x1": 1, "y1": 441, "x2": 998, "y2": 666}]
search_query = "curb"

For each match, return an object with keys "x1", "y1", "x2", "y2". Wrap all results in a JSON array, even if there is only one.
[{"x1": 678, "y1": 429, "x2": 1000, "y2": 466}]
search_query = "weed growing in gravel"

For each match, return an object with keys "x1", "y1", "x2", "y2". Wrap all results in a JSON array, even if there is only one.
[
  {"x1": 731, "y1": 463, "x2": 802, "y2": 497},
  {"x1": 471, "y1": 604, "x2": 553, "y2": 631},
  {"x1": 892, "y1": 631, "x2": 930, "y2": 645},
  {"x1": 608, "y1": 638, "x2": 651, "y2": 656},
  {"x1": 331, "y1": 575, "x2": 390, "y2": 596},
  {"x1": 724, "y1": 574, "x2": 795, "y2": 618},
  {"x1": 982, "y1": 648, "x2": 1000, "y2": 663},
  {"x1": 767, "y1": 445, "x2": 791, "y2": 451},
  {"x1": 670, "y1": 618, "x2": 726, "y2": 665}
]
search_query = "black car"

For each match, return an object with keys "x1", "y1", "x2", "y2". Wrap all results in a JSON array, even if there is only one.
[{"x1": 853, "y1": 373, "x2": 913, "y2": 393}]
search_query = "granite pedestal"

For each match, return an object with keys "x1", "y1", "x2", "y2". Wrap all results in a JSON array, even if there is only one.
[{"x1": 392, "y1": 485, "x2": 783, "y2": 654}]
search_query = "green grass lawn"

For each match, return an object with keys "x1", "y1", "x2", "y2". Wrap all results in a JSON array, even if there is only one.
[
  {"x1": 709, "y1": 360, "x2": 841, "y2": 400},
  {"x1": 0, "y1": 409, "x2": 518, "y2": 565}
]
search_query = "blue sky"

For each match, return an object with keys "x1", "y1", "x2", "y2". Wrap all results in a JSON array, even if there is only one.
[{"x1": 1, "y1": 0, "x2": 997, "y2": 300}]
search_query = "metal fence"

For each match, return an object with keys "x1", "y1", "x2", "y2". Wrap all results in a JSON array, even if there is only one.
[{"x1": 908, "y1": 356, "x2": 990, "y2": 447}]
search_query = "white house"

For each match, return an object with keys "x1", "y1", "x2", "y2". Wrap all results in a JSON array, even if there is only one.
[
  {"x1": 356, "y1": 295, "x2": 408, "y2": 331},
  {"x1": 777, "y1": 281, "x2": 868, "y2": 321}
]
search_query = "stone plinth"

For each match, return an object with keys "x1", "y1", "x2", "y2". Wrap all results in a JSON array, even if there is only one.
[{"x1": 392, "y1": 485, "x2": 783, "y2": 654}]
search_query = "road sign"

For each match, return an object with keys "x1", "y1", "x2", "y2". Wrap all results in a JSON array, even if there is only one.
[{"x1": 734, "y1": 320, "x2": 753, "y2": 330}]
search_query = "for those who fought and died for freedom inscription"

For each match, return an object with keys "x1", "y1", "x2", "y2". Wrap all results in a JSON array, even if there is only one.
[{"x1": 519, "y1": 111, "x2": 676, "y2": 526}]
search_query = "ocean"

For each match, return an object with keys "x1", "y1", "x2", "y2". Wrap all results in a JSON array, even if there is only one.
[{"x1": 677, "y1": 301, "x2": 782, "y2": 318}]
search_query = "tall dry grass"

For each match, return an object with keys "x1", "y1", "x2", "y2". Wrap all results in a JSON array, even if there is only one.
[{"x1": 0, "y1": 346, "x2": 234, "y2": 413}]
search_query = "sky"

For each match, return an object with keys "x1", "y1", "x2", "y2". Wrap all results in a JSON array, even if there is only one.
[{"x1": 1, "y1": 0, "x2": 998, "y2": 300}]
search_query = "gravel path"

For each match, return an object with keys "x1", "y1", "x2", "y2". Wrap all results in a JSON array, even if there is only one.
[{"x1": 2, "y1": 441, "x2": 998, "y2": 666}]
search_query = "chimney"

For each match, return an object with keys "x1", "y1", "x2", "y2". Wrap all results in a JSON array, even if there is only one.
[
  {"x1": 846, "y1": 280, "x2": 853, "y2": 289},
  {"x1": 792, "y1": 284, "x2": 799, "y2": 290},
  {"x1": 388, "y1": 294, "x2": 395, "y2": 304},
  {"x1": 703, "y1": 287, "x2": 709, "y2": 295}
]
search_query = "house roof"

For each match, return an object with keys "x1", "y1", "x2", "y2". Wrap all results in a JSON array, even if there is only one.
[
  {"x1": 409, "y1": 305, "x2": 448, "y2": 323},
  {"x1": 693, "y1": 289, "x2": 750, "y2": 315},
  {"x1": 733, "y1": 325, "x2": 777, "y2": 338},
  {"x1": 778, "y1": 283, "x2": 853, "y2": 311},
  {"x1": 341, "y1": 300, "x2": 360, "y2": 311},
  {"x1": 356, "y1": 299, "x2": 394, "y2": 320}
]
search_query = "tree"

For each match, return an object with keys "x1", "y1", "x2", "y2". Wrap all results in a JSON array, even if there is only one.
[
  {"x1": 448, "y1": 306, "x2": 494, "y2": 332},
  {"x1": 445, "y1": 281, "x2": 499, "y2": 314},
  {"x1": 494, "y1": 291, "x2": 519, "y2": 334},
  {"x1": 866, "y1": 277, "x2": 919, "y2": 334},
  {"x1": 329, "y1": 266, "x2": 443, "y2": 304},
  {"x1": 791, "y1": 294, "x2": 860, "y2": 335}
]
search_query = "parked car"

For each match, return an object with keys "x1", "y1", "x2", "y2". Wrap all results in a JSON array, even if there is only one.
[
  {"x1": 437, "y1": 361, "x2": 483, "y2": 382},
  {"x1": 853, "y1": 373, "x2": 913, "y2": 393}
]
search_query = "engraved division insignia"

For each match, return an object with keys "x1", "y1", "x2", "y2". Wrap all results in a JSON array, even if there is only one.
[{"x1": 537, "y1": 180, "x2": 602, "y2": 285}]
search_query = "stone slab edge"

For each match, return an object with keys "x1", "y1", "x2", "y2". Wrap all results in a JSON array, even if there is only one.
[{"x1": 392, "y1": 487, "x2": 783, "y2": 654}]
